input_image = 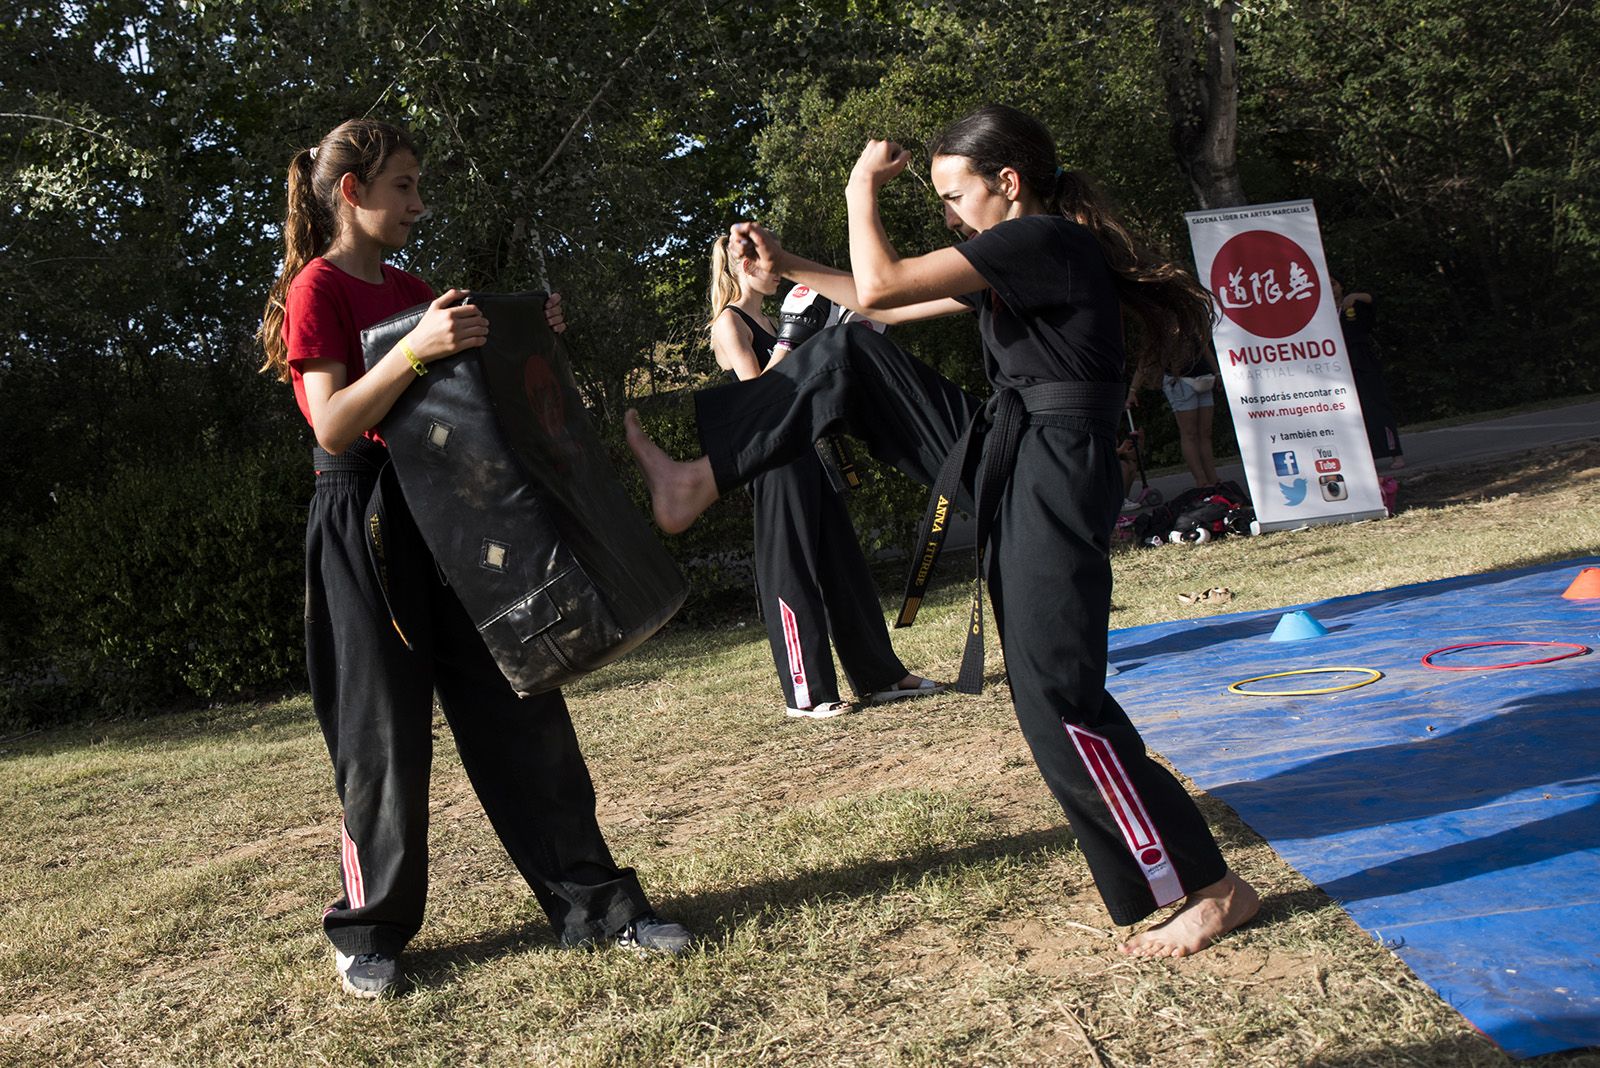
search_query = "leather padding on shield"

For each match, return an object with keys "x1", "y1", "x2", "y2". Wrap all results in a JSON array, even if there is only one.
[{"x1": 361, "y1": 291, "x2": 686, "y2": 696}]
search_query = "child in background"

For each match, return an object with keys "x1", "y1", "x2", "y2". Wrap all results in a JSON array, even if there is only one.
[{"x1": 707, "y1": 236, "x2": 943, "y2": 718}]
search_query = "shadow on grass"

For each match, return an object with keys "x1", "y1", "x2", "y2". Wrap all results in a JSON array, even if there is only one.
[
  {"x1": 1401, "y1": 439, "x2": 1600, "y2": 508},
  {"x1": 1302, "y1": 1034, "x2": 1516, "y2": 1067},
  {"x1": 404, "y1": 824, "x2": 1316, "y2": 988},
  {"x1": 406, "y1": 826, "x2": 1073, "y2": 983},
  {"x1": 1304, "y1": 1031, "x2": 1600, "y2": 1066}
]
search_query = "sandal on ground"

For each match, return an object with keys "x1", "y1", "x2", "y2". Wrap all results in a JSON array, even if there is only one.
[
  {"x1": 1177, "y1": 586, "x2": 1234, "y2": 605},
  {"x1": 785, "y1": 700, "x2": 854, "y2": 719},
  {"x1": 866, "y1": 676, "x2": 948, "y2": 704}
]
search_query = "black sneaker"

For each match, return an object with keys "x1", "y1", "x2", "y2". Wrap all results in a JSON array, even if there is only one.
[
  {"x1": 616, "y1": 913, "x2": 693, "y2": 957},
  {"x1": 334, "y1": 949, "x2": 400, "y2": 998}
]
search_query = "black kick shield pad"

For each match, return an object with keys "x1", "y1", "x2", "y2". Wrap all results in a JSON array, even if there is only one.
[{"x1": 361, "y1": 291, "x2": 686, "y2": 696}]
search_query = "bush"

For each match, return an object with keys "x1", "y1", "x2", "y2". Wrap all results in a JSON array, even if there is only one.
[{"x1": 7, "y1": 444, "x2": 310, "y2": 720}]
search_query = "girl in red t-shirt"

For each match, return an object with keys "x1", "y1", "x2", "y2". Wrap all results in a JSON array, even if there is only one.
[{"x1": 259, "y1": 119, "x2": 689, "y2": 998}]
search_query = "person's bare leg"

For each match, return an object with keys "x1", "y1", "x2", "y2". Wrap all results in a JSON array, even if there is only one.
[
  {"x1": 623, "y1": 409, "x2": 720, "y2": 534},
  {"x1": 1174, "y1": 408, "x2": 1207, "y2": 487},
  {"x1": 1196, "y1": 404, "x2": 1219, "y2": 485},
  {"x1": 1120, "y1": 870, "x2": 1260, "y2": 958}
]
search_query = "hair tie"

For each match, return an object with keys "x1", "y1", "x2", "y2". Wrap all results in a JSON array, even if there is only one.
[{"x1": 308, "y1": 146, "x2": 319, "y2": 161}]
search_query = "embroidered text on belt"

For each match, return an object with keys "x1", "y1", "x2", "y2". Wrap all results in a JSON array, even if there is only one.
[{"x1": 895, "y1": 381, "x2": 1124, "y2": 694}]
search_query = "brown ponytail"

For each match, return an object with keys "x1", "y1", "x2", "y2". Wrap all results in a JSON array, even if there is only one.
[
  {"x1": 1047, "y1": 168, "x2": 1216, "y2": 375},
  {"x1": 258, "y1": 119, "x2": 419, "y2": 381},
  {"x1": 931, "y1": 105, "x2": 1216, "y2": 376}
]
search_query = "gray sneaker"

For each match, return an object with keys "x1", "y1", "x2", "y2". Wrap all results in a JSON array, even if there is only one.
[
  {"x1": 334, "y1": 950, "x2": 400, "y2": 998},
  {"x1": 616, "y1": 913, "x2": 693, "y2": 957}
]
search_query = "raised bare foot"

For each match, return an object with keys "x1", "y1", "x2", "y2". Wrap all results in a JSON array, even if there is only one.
[
  {"x1": 1120, "y1": 870, "x2": 1260, "y2": 958},
  {"x1": 623, "y1": 409, "x2": 719, "y2": 534}
]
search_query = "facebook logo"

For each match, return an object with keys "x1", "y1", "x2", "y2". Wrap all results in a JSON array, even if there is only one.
[{"x1": 1273, "y1": 451, "x2": 1299, "y2": 476}]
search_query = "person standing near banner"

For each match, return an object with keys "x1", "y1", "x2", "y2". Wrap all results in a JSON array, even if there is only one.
[
  {"x1": 707, "y1": 236, "x2": 944, "y2": 718},
  {"x1": 1128, "y1": 338, "x2": 1223, "y2": 490},
  {"x1": 259, "y1": 118, "x2": 691, "y2": 998},
  {"x1": 627, "y1": 105, "x2": 1259, "y2": 957},
  {"x1": 1332, "y1": 277, "x2": 1405, "y2": 469}
]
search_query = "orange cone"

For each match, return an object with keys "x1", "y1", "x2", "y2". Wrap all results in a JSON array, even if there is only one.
[{"x1": 1561, "y1": 567, "x2": 1600, "y2": 600}]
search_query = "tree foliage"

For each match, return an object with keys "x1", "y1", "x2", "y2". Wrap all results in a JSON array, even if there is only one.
[{"x1": 1238, "y1": 0, "x2": 1600, "y2": 411}]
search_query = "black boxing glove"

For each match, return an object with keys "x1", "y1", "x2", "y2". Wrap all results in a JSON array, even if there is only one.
[{"x1": 774, "y1": 284, "x2": 834, "y2": 353}]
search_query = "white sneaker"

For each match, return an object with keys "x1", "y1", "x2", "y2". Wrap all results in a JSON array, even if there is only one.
[{"x1": 334, "y1": 949, "x2": 399, "y2": 999}]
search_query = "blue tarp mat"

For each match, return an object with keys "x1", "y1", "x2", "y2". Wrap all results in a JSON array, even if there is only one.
[{"x1": 1107, "y1": 556, "x2": 1600, "y2": 1059}]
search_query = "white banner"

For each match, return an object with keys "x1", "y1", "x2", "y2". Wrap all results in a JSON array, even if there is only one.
[{"x1": 1185, "y1": 199, "x2": 1385, "y2": 531}]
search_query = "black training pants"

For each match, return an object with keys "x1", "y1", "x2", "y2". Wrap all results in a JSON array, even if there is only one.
[
  {"x1": 695, "y1": 327, "x2": 1227, "y2": 924},
  {"x1": 304, "y1": 443, "x2": 650, "y2": 956},
  {"x1": 751, "y1": 451, "x2": 906, "y2": 709}
]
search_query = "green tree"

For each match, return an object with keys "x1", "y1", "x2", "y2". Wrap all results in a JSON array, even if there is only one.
[{"x1": 1239, "y1": 0, "x2": 1600, "y2": 413}]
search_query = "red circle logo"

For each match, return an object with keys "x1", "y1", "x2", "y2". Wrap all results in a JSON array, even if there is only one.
[
  {"x1": 1210, "y1": 231, "x2": 1321, "y2": 338},
  {"x1": 1140, "y1": 848, "x2": 1164, "y2": 866}
]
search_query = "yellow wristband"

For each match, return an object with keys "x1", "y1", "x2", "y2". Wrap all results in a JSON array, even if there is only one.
[{"x1": 400, "y1": 338, "x2": 427, "y2": 376}]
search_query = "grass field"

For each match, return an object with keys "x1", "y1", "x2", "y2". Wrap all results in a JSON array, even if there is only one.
[{"x1": 3, "y1": 441, "x2": 1599, "y2": 1067}]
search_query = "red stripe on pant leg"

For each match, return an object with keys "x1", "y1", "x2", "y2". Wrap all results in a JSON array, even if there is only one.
[
  {"x1": 779, "y1": 598, "x2": 811, "y2": 710},
  {"x1": 1065, "y1": 723, "x2": 1185, "y2": 908},
  {"x1": 341, "y1": 819, "x2": 366, "y2": 910},
  {"x1": 1073, "y1": 731, "x2": 1147, "y2": 848},
  {"x1": 341, "y1": 822, "x2": 354, "y2": 908},
  {"x1": 1085, "y1": 735, "x2": 1158, "y2": 848}
]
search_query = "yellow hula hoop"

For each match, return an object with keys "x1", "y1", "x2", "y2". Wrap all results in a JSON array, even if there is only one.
[{"x1": 1228, "y1": 667, "x2": 1384, "y2": 697}]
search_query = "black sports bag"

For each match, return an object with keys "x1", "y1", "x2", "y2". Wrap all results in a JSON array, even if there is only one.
[{"x1": 360, "y1": 290, "x2": 686, "y2": 696}]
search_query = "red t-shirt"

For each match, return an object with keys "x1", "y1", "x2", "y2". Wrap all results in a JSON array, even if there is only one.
[{"x1": 284, "y1": 257, "x2": 435, "y2": 437}]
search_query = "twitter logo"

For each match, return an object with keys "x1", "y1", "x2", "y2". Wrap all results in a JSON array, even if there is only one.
[{"x1": 1280, "y1": 478, "x2": 1308, "y2": 505}]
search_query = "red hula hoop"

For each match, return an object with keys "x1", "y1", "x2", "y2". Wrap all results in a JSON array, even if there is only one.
[{"x1": 1420, "y1": 641, "x2": 1591, "y2": 671}]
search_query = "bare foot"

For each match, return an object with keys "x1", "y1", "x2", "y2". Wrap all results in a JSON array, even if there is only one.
[
  {"x1": 623, "y1": 409, "x2": 720, "y2": 534},
  {"x1": 1120, "y1": 870, "x2": 1260, "y2": 958}
]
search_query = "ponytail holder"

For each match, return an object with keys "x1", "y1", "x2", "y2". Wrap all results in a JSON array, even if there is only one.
[{"x1": 309, "y1": 146, "x2": 320, "y2": 160}]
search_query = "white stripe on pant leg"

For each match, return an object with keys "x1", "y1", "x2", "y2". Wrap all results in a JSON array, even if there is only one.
[
  {"x1": 779, "y1": 598, "x2": 811, "y2": 710},
  {"x1": 341, "y1": 818, "x2": 367, "y2": 910},
  {"x1": 1064, "y1": 723, "x2": 1185, "y2": 908}
]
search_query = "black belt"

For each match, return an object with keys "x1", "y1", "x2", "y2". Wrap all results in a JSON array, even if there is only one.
[
  {"x1": 895, "y1": 381, "x2": 1124, "y2": 694},
  {"x1": 311, "y1": 435, "x2": 389, "y2": 475}
]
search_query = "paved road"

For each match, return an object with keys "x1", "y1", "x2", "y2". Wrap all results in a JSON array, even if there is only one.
[{"x1": 1136, "y1": 398, "x2": 1600, "y2": 506}]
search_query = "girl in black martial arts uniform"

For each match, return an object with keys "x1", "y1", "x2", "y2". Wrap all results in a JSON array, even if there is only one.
[
  {"x1": 628, "y1": 105, "x2": 1259, "y2": 957},
  {"x1": 259, "y1": 119, "x2": 690, "y2": 997},
  {"x1": 707, "y1": 236, "x2": 943, "y2": 718}
]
